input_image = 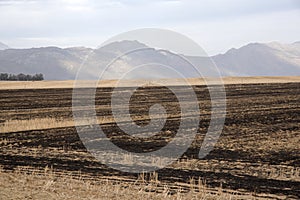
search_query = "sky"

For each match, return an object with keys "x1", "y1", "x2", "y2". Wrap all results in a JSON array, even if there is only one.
[{"x1": 0, "y1": 0, "x2": 299, "y2": 55}]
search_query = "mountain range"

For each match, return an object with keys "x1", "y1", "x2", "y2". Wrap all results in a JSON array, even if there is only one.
[{"x1": 0, "y1": 40, "x2": 299, "y2": 80}]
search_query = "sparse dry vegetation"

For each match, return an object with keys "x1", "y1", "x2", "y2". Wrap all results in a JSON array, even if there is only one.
[
  {"x1": 0, "y1": 166, "x2": 259, "y2": 200},
  {"x1": 0, "y1": 118, "x2": 75, "y2": 133}
]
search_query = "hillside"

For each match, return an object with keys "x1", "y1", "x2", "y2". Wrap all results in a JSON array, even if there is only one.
[{"x1": 0, "y1": 41, "x2": 300, "y2": 80}]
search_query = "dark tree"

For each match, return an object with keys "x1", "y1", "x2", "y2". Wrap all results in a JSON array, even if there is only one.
[
  {"x1": 8, "y1": 74, "x2": 17, "y2": 81},
  {"x1": 0, "y1": 73, "x2": 44, "y2": 81},
  {"x1": 0, "y1": 73, "x2": 8, "y2": 80},
  {"x1": 17, "y1": 73, "x2": 26, "y2": 81},
  {"x1": 32, "y1": 73, "x2": 44, "y2": 81}
]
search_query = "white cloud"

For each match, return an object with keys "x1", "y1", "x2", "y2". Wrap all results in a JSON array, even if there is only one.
[
  {"x1": 0, "y1": 0, "x2": 299, "y2": 55},
  {"x1": 171, "y1": 9, "x2": 300, "y2": 55}
]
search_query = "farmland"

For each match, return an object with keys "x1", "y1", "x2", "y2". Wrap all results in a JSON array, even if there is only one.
[{"x1": 0, "y1": 81, "x2": 299, "y2": 199}]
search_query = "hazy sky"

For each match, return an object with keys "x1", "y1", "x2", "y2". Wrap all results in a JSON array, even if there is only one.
[{"x1": 0, "y1": 0, "x2": 299, "y2": 55}]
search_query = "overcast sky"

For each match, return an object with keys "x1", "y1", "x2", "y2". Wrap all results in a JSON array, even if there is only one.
[{"x1": 0, "y1": 0, "x2": 299, "y2": 55}]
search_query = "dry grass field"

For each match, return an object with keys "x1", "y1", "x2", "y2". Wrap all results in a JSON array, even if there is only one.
[
  {"x1": 0, "y1": 76, "x2": 299, "y2": 90},
  {"x1": 0, "y1": 77, "x2": 299, "y2": 199},
  {"x1": 0, "y1": 166, "x2": 259, "y2": 200}
]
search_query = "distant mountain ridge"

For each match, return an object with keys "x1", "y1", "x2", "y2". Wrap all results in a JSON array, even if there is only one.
[
  {"x1": 212, "y1": 41, "x2": 300, "y2": 76},
  {"x1": 0, "y1": 42, "x2": 9, "y2": 50},
  {"x1": 0, "y1": 40, "x2": 300, "y2": 80}
]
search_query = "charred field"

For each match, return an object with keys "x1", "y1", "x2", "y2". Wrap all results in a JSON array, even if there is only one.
[{"x1": 0, "y1": 82, "x2": 299, "y2": 199}]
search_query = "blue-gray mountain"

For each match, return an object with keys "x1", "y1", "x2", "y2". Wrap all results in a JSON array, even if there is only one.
[{"x1": 0, "y1": 40, "x2": 299, "y2": 80}]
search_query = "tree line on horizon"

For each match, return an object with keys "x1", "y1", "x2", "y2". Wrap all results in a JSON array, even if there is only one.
[{"x1": 0, "y1": 73, "x2": 44, "y2": 81}]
